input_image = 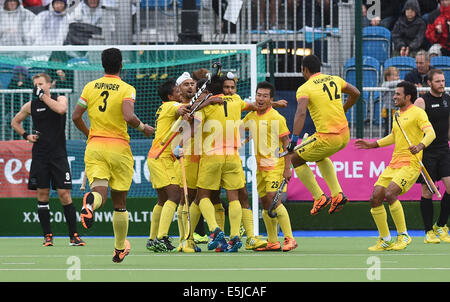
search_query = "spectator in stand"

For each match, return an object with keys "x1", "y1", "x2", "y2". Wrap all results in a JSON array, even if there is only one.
[
  {"x1": 428, "y1": 43, "x2": 442, "y2": 58},
  {"x1": 363, "y1": 0, "x2": 403, "y2": 30},
  {"x1": 0, "y1": 0, "x2": 35, "y2": 46},
  {"x1": 427, "y1": 0, "x2": 446, "y2": 25},
  {"x1": 65, "y1": 0, "x2": 115, "y2": 45},
  {"x1": 29, "y1": 0, "x2": 69, "y2": 60},
  {"x1": 22, "y1": 0, "x2": 51, "y2": 14},
  {"x1": 381, "y1": 66, "x2": 401, "y2": 136},
  {"x1": 416, "y1": 0, "x2": 439, "y2": 23},
  {"x1": 362, "y1": 2, "x2": 371, "y2": 27},
  {"x1": 425, "y1": 0, "x2": 450, "y2": 56},
  {"x1": 392, "y1": 0, "x2": 427, "y2": 58},
  {"x1": 405, "y1": 50, "x2": 433, "y2": 95},
  {"x1": 8, "y1": 66, "x2": 33, "y2": 90}
]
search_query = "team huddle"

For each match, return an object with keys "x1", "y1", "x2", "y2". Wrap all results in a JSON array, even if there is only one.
[{"x1": 11, "y1": 48, "x2": 450, "y2": 263}]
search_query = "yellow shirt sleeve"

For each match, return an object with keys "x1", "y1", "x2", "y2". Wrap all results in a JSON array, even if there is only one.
[
  {"x1": 296, "y1": 85, "x2": 309, "y2": 101},
  {"x1": 278, "y1": 114, "x2": 290, "y2": 137},
  {"x1": 377, "y1": 133, "x2": 395, "y2": 147}
]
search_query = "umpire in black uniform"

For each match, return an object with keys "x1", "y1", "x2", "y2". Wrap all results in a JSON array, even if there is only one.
[
  {"x1": 11, "y1": 72, "x2": 85, "y2": 247},
  {"x1": 414, "y1": 69, "x2": 450, "y2": 243}
]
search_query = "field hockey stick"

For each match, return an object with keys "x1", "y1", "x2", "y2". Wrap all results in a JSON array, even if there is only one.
[
  {"x1": 241, "y1": 134, "x2": 252, "y2": 146},
  {"x1": 268, "y1": 178, "x2": 287, "y2": 218},
  {"x1": 80, "y1": 171, "x2": 87, "y2": 191},
  {"x1": 160, "y1": 62, "x2": 222, "y2": 146},
  {"x1": 394, "y1": 112, "x2": 441, "y2": 198},
  {"x1": 155, "y1": 93, "x2": 213, "y2": 159},
  {"x1": 179, "y1": 155, "x2": 191, "y2": 240},
  {"x1": 276, "y1": 134, "x2": 316, "y2": 158}
]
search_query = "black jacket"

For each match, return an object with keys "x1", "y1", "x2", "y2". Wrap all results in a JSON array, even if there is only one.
[
  {"x1": 391, "y1": 0, "x2": 426, "y2": 51},
  {"x1": 404, "y1": 67, "x2": 433, "y2": 86}
]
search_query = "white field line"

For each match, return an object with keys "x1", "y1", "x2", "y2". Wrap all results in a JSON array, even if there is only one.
[
  {"x1": 1, "y1": 267, "x2": 450, "y2": 272},
  {"x1": 1, "y1": 253, "x2": 450, "y2": 258}
]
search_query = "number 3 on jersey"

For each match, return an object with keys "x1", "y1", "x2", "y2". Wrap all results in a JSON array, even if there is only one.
[
  {"x1": 322, "y1": 81, "x2": 341, "y2": 101},
  {"x1": 98, "y1": 91, "x2": 109, "y2": 112}
]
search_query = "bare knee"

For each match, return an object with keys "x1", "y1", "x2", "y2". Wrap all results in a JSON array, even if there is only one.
[
  {"x1": 57, "y1": 189, "x2": 72, "y2": 206},
  {"x1": 384, "y1": 190, "x2": 398, "y2": 205}
]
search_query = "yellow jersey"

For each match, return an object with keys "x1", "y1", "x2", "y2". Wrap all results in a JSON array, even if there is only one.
[
  {"x1": 147, "y1": 101, "x2": 181, "y2": 159},
  {"x1": 296, "y1": 72, "x2": 348, "y2": 134},
  {"x1": 243, "y1": 107, "x2": 290, "y2": 170},
  {"x1": 198, "y1": 94, "x2": 249, "y2": 155},
  {"x1": 389, "y1": 105, "x2": 433, "y2": 168},
  {"x1": 78, "y1": 75, "x2": 136, "y2": 143}
]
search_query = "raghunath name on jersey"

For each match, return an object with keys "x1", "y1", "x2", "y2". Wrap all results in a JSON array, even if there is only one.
[
  {"x1": 294, "y1": 72, "x2": 350, "y2": 162},
  {"x1": 77, "y1": 74, "x2": 136, "y2": 191},
  {"x1": 296, "y1": 72, "x2": 348, "y2": 134}
]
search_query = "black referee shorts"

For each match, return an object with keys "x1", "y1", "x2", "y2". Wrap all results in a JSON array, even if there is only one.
[
  {"x1": 417, "y1": 148, "x2": 450, "y2": 184},
  {"x1": 28, "y1": 155, "x2": 72, "y2": 190}
]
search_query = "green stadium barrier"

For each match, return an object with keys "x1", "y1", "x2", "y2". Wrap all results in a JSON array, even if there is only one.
[{"x1": 0, "y1": 198, "x2": 434, "y2": 236}]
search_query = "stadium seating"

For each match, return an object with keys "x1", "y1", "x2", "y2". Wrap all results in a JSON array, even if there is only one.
[
  {"x1": 383, "y1": 56, "x2": 416, "y2": 80},
  {"x1": 362, "y1": 26, "x2": 391, "y2": 65},
  {"x1": 430, "y1": 56, "x2": 450, "y2": 87},
  {"x1": 344, "y1": 56, "x2": 381, "y2": 124}
]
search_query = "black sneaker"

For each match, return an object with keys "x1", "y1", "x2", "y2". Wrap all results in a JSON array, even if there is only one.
[
  {"x1": 112, "y1": 239, "x2": 131, "y2": 263},
  {"x1": 43, "y1": 233, "x2": 53, "y2": 247},
  {"x1": 81, "y1": 192, "x2": 95, "y2": 229},
  {"x1": 69, "y1": 233, "x2": 86, "y2": 246},
  {"x1": 154, "y1": 236, "x2": 176, "y2": 252},
  {"x1": 146, "y1": 238, "x2": 156, "y2": 251}
]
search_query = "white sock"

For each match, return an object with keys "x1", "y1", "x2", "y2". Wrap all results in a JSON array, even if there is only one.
[{"x1": 382, "y1": 236, "x2": 392, "y2": 242}]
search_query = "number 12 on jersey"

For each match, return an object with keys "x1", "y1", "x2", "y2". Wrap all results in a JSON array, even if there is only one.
[{"x1": 322, "y1": 81, "x2": 341, "y2": 101}]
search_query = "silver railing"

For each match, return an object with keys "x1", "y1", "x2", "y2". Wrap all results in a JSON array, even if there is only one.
[
  {"x1": 134, "y1": 0, "x2": 351, "y2": 77},
  {"x1": 348, "y1": 87, "x2": 450, "y2": 139},
  {"x1": 0, "y1": 89, "x2": 72, "y2": 141}
]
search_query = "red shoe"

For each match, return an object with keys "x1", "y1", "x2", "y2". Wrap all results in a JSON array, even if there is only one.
[
  {"x1": 310, "y1": 194, "x2": 331, "y2": 216},
  {"x1": 254, "y1": 241, "x2": 281, "y2": 251},
  {"x1": 328, "y1": 192, "x2": 348, "y2": 214},
  {"x1": 282, "y1": 237, "x2": 298, "y2": 252}
]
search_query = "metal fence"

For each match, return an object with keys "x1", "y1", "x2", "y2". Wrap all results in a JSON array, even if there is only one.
[
  {"x1": 349, "y1": 87, "x2": 450, "y2": 139},
  {"x1": 135, "y1": 0, "x2": 352, "y2": 77}
]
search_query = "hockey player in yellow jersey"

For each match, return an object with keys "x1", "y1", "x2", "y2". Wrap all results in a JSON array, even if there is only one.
[
  {"x1": 287, "y1": 55, "x2": 361, "y2": 216},
  {"x1": 242, "y1": 81, "x2": 297, "y2": 252},
  {"x1": 146, "y1": 79, "x2": 191, "y2": 253},
  {"x1": 355, "y1": 81, "x2": 436, "y2": 251},
  {"x1": 72, "y1": 48, "x2": 154, "y2": 263}
]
